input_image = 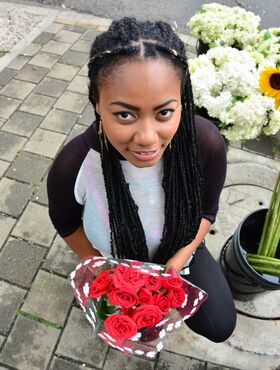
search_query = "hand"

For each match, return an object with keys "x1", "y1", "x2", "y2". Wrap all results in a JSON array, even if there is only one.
[{"x1": 165, "y1": 257, "x2": 184, "y2": 273}]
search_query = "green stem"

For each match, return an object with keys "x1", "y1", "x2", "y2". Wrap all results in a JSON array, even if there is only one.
[{"x1": 258, "y1": 171, "x2": 280, "y2": 256}]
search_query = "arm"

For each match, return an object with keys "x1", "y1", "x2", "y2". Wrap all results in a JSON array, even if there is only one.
[
  {"x1": 64, "y1": 224, "x2": 102, "y2": 259},
  {"x1": 166, "y1": 218, "x2": 211, "y2": 272}
]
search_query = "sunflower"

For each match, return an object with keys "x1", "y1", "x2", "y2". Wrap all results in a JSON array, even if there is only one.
[{"x1": 259, "y1": 67, "x2": 280, "y2": 108}]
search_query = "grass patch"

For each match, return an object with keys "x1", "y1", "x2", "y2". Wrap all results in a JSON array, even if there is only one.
[{"x1": 16, "y1": 310, "x2": 62, "y2": 329}]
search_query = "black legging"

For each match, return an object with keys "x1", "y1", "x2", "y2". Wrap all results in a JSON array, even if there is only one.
[{"x1": 181, "y1": 243, "x2": 237, "y2": 343}]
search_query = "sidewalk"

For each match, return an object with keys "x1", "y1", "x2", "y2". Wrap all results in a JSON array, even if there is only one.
[{"x1": 0, "y1": 2, "x2": 279, "y2": 370}]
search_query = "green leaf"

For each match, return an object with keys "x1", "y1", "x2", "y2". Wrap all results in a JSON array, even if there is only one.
[
  {"x1": 276, "y1": 60, "x2": 280, "y2": 68},
  {"x1": 263, "y1": 31, "x2": 272, "y2": 40},
  {"x1": 209, "y1": 42, "x2": 218, "y2": 48}
]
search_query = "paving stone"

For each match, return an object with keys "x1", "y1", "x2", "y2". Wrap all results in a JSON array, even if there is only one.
[
  {"x1": 63, "y1": 24, "x2": 87, "y2": 34},
  {"x1": 56, "y1": 307, "x2": 108, "y2": 367},
  {"x1": 33, "y1": 32, "x2": 54, "y2": 45},
  {"x1": 0, "y1": 159, "x2": 9, "y2": 177},
  {"x1": 59, "y1": 51, "x2": 88, "y2": 67},
  {"x1": 28, "y1": 52, "x2": 60, "y2": 69},
  {"x1": 0, "y1": 69, "x2": 17, "y2": 85},
  {"x1": 0, "y1": 238, "x2": 45, "y2": 287},
  {"x1": 0, "y1": 334, "x2": 4, "y2": 346},
  {"x1": 78, "y1": 62, "x2": 88, "y2": 76},
  {"x1": 2, "y1": 111, "x2": 42, "y2": 137},
  {"x1": 8, "y1": 55, "x2": 30, "y2": 70},
  {"x1": 104, "y1": 348, "x2": 155, "y2": 370},
  {"x1": 24, "y1": 128, "x2": 65, "y2": 158},
  {"x1": 0, "y1": 316, "x2": 60, "y2": 370},
  {"x1": 0, "y1": 96, "x2": 20, "y2": 119},
  {"x1": 15, "y1": 65, "x2": 49, "y2": 83},
  {"x1": 54, "y1": 30, "x2": 81, "y2": 44},
  {"x1": 21, "y1": 270, "x2": 73, "y2": 326},
  {"x1": 19, "y1": 93, "x2": 55, "y2": 116},
  {"x1": 0, "y1": 281, "x2": 26, "y2": 335},
  {"x1": 21, "y1": 43, "x2": 41, "y2": 57},
  {"x1": 6, "y1": 151, "x2": 51, "y2": 184},
  {"x1": 206, "y1": 365, "x2": 232, "y2": 370},
  {"x1": 12, "y1": 202, "x2": 56, "y2": 247},
  {"x1": 67, "y1": 75, "x2": 88, "y2": 95},
  {"x1": 54, "y1": 91, "x2": 88, "y2": 113},
  {"x1": 48, "y1": 62, "x2": 79, "y2": 81},
  {"x1": 78, "y1": 103, "x2": 95, "y2": 126},
  {"x1": 34, "y1": 77, "x2": 68, "y2": 98},
  {"x1": 40, "y1": 109, "x2": 77, "y2": 134},
  {"x1": 65, "y1": 124, "x2": 86, "y2": 144},
  {"x1": 71, "y1": 39, "x2": 91, "y2": 53},
  {"x1": 0, "y1": 214, "x2": 16, "y2": 249},
  {"x1": 0, "y1": 79, "x2": 35, "y2": 100},
  {"x1": 156, "y1": 351, "x2": 206, "y2": 370},
  {"x1": 45, "y1": 23, "x2": 64, "y2": 34},
  {"x1": 33, "y1": 176, "x2": 48, "y2": 205},
  {"x1": 0, "y1": 131, "x2": 27, "y2": 161},
  {"x1": 0, "y1": 178, "x2": 32, "y2": 217},
  {"x1": 81, "y1": 28, "x2": 102, "y2": 41},
  {"x1": 50, "y1": 357, "x2": 94, "y2": 370},
  {"x1": 41, "y1": 40, "x2": 71, "y2": 55},
  {"x1": 242, "y1": 135, "x2": 275, "y2": 158},
  {"x1": 0, "y1": 117, "x2": 5, "y2": 128},
  {"x1": 43, "y1": 234, "x2": 80, "y2": 277}
]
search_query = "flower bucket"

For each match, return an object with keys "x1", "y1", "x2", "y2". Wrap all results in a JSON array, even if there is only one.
[{"x1": 220, "y1": 209, "x2": 280, "y2": 297}]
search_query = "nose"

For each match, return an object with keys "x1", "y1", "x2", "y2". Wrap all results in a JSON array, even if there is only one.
[{"x1": 133, "y1": 118, "x2": 158, "y2": 147}]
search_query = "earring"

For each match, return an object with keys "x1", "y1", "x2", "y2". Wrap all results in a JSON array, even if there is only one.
[
  {"x1": 98, "y1": 120, "x2": 108, "y2": 156},
  {"x1": 169, "y1": 141, "x2": 172, "y2": 150}
]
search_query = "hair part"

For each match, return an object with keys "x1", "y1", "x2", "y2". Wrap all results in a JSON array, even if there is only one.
[{"x1": 88, "y1": 17, "x2": 204, "y2": 264}]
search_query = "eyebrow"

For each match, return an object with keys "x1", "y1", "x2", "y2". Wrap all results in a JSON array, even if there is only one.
[{"x1": 110, "y1": 99, "x2": 177, "y2": 111}]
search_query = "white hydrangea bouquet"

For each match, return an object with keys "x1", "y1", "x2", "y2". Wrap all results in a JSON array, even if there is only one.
[
  {"x1": 244, "y1": 28, "x2": 280, "y2": 65},
  {"x1": 187, "y1": 2, "x2": 260, "y2": 49},
  {"x1": 189, "y1": 46, "x2": 280, "y2": 142}
]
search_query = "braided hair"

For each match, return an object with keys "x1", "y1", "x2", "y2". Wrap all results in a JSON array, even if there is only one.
[{"x1": 88, "y1": 17, "x2": 204, "y2": 264}]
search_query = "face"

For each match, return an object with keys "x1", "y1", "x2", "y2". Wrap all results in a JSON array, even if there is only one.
[{"x1": 95, "y1": 59, "x2": 182, "y2": 168}]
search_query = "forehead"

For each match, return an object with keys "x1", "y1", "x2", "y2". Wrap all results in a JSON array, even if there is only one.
[{"x1": 98, "y1": 59, "x2": 181, "y2": 105}]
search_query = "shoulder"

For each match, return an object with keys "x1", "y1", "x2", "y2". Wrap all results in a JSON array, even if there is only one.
[{"x1": 194, "y1": 114, "x2": 227, "y2": 169}]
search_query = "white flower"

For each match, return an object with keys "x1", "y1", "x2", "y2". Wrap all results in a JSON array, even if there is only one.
[
  {"x1": 93, "y1": 260, "x2": 106, "y2": 267},
  {"x1": 187, "y1": 3, "x2": 260, "y2": 48},
  {"x1": 198, "y1": 291, "x2": 204, "y2": 300},
  {"x1": 182, "y1": 294, "x2": 188, "y2": 308},
  {"x1": 83, "y1": 259, "x2": 91, "y2": 265},
  {"x1": 263, "y1": 110, "x2": 280, "y2": 135},
  {"x1": 159, "y1": 329, "x2": 166, "y2": 339},
  {"x1": 156, "y1": 318, "x2": 169, "y2": 327},
  {"x1": 146, "y1": 351, "x2": 156, "y2": 358},
  {"x1": 70, "y1": 270, "x2": 76, "y2": 279},
  {"x1": 193, "y1": 298, "x2": 198, "y2": 307}
]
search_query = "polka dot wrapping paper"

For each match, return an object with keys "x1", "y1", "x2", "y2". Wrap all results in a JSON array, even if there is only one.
[{"x1": 70, "y1": 256, "x2": 208, "y2": 359}]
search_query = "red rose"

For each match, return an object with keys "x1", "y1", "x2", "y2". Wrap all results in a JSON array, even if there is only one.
[
  {"x1": 89, "y1": 270, "x2": 111, "y2": 298},
  {"x1": 108, "y1": 289, "x2": 138, "y2": 308},
  {"x1": 137, "y1": 287, "x2": 154, "y2": 305},
  {"x1": 131, "y1": 305, "x2": 162, "y2": 329},
  {"x1": 145, "y1": 275, "x2": 162, "y2": 291},
  {"x1": 153, "y1": 292, "x2": 171, "y2": 315},
  {"x1": 113, "y1": 265, "x2": 145, "y2": 293},
  {"x1": 162, "y1": 272, "x2": 183, "y2": 289},
  {"x1": 167, "y1": 287, "x2": 186, "y2": 308},
  {"x1": 104, "y1": 314, "x2": 138, "y2": 339}
]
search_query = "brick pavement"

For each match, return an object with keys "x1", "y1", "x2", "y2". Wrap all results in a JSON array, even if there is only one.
[{"x1": 0, "y1": 5, "x2": 279, "y2": 370}]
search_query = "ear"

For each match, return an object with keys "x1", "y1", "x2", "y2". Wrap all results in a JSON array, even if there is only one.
[{"x1": 95, "y1": 102, "x2": 100, "y2": 115}]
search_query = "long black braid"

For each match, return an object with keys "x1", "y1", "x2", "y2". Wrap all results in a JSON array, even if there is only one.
[{"x1": 88, "y1": 17, "x2": 204, "y2": 264}]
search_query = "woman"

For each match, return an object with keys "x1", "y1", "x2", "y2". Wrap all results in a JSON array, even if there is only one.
[{"x1": 47, "y1": 17, "x2": 236, "y2": 343}]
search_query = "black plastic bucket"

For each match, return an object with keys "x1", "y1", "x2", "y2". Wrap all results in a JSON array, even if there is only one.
[{"x1": 220, "y1": 209, "x2": 280, "y2": 296}]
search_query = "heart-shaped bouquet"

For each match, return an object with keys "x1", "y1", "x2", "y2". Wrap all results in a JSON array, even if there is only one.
[{"x1": 70, "y1": 256, "x2": 208, "y2": 359}]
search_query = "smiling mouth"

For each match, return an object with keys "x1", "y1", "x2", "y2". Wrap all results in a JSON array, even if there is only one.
[{"x1": 130, "y1": 149, "x2": 160, "y2": 161}]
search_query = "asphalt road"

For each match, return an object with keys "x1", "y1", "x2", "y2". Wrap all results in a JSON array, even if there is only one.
[{"x1": 12, "y1": 0, "x2": 280, "y2": 34}]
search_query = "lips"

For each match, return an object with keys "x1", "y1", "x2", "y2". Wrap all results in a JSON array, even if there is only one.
[{"x1": 130, "y1": 148, "x2": 160, "y2": 161}]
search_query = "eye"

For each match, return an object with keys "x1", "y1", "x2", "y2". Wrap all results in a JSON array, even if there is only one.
[
  {"x1": 157, "y1": 109, "x2": 174, "y2": 119},
  {"x1": 113, "y1": 111, "x2": 134, "y2": 120}
]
